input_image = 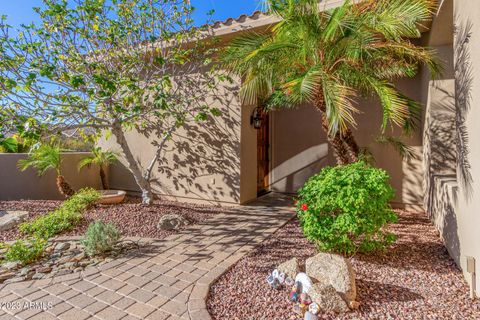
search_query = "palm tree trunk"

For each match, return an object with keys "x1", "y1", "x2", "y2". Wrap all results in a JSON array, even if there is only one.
[
  {"x1": 313, "y1": 94, "x2": 350, "y2": 165},
  {"x1": 99, "y1": 166, "x2": 109, "y2": 190},
  {"x1": 320, "y1": 114, "x2": 350, "y2": 165},
  {"x1": 313, "y1": 93, "x2": 360, "y2": 164},
  {"x1": 56, "y1": 175, "x2": 75, "y2": 197},
  {"x1": 342, "y1": 128, "x2": 360, "y2": 163}
]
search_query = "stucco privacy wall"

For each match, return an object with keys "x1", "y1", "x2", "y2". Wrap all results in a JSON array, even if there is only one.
[
  {"x1": 423, "y1": 0, "x2": 480, "y2": 297},
  {"x1": 0, "y1": 153, "x2": 101, "y2": 200},
  {"x1": 451, "y1": 0, "x2": 480, "y2": 297},
  {"x1": 99, "y1": 75, "x2": 244, "y2": 205}
]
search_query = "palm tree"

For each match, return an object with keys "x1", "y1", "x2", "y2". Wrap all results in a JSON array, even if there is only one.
[
  {"x1": 18, "y1": 144, "x2": 75, "y2": 197},
  {"x1": 222, "y1": 0, "x2": 441, "y2": 164},
  {"x1": 78, "y1": 147, "x2": 118, "y2": 190}
]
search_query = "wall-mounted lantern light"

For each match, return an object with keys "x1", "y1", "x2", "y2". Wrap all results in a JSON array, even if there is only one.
[{"x1": 250, "y1": 107, "x2": 263, "y2": 130}]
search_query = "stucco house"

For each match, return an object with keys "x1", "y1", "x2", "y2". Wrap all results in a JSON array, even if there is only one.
[{"x1": 99, "y1": 0, "x2": 480, "y2": 297}]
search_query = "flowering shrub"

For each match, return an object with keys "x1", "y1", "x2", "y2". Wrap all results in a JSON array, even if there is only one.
[{"x1": 296, "y1": 161, "x2": 398, "y2": 254}]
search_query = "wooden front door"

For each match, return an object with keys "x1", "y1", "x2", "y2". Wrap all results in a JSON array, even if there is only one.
[{"x1": 257, "y1": 110, "x2": 270, "y2": 195}]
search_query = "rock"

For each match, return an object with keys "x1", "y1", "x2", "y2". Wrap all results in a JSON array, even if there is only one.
[
  {"x1": 0, "y1": 272, "x2": 15, "y2": 282},
  {"x1": 2, "y1": 261, "x2": 20, "y2": 270},
  {"x1": 304, "y1": 311, "x2": 318, "y2": 320},
  {"x1": 306, "y1": 252, "x2": 356, "y2": 302},
  {"x1": 349, "y1": 300, "x2": 360, "y2": 309},
  {"x1": 62, "y1": 262, "x2": 77, "y2": 269},
  {"x1": 295, "y1": 272, "x2": 313, "y2": 294},
  {"x1": 19, "y1": 267, "x2": 30, "y2": 277},
  {"x1": 157, "y1": 214, "x2": 190, "y2": 231},
  {"x1": 32, "y1": 273, "x2": 46, "y2": 280},
  {"x1": 79, "y1": 261, "x2": 91, "y2": 267},
  {"x1": 54, "y1": 269, "x2": 73, "y2": 276},
  {"x1": 308, "y1": 283, "x2": 349, "y2": 314},
  {"x1": 54, "y1": 242, "x2": 71, "y2": 252},
  {"x1": 72, "y1": 252, "x2": 86, "y2": 262},
  {"x1": 36, "y1": 266, "x2": 52, "y2": 273},
  {"x1": 4, "y1": 276, "x2": 26, "y2": 284},
  {"x1": 0, "y1": 210, "x2": 28, "y2": 231},
  {"x1": 277, "y1": 258, "x2": 301, "y2": 279}
]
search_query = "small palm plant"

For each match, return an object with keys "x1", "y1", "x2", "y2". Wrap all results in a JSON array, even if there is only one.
[
  {"x1": 18, "y1": 144, "x2": 75, "y2": 197},
  {"x1": 78, "y1": 147, "x2": 118, "y2": 190}
]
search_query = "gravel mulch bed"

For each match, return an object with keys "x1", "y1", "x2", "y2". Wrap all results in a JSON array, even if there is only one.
[
  {"x1": 208, "y1": 210, "x2": 480, "y2": 320},
  {"x1": 0, "y1": 197, "x2": 224, "y2": 242}
]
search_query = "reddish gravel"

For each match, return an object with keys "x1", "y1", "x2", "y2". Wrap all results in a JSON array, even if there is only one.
[
  {"x1": 0, "y1": 197, "x2": 223, "y2": 242},
  {"x1": 208, "y1": 210, "x2": 480, "y2": 320}
]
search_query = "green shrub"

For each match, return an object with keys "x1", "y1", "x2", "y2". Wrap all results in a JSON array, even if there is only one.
[
  {"x1": 2, "y1": 237, "x2": 47, "y2": 265},
  {"x1": 20, "y1": 188, "x2": 100, "y2": 239},
  {"x1": 82, "y1": 221, "x2": 121, "y2": 257},
  {"x1": 296, "y1": 161, "x2": 398, "y2": 254}
]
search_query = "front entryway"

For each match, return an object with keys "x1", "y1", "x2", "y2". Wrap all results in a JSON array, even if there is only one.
[{"x1": 257, "y1": 109, "x2": 270, "y2": 195}]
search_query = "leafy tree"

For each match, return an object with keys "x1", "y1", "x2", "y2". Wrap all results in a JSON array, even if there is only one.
[
  {"x1": 222, "y1": 0, "x2": 440, "y2": 164},
  {"x1": 0, "y1": 109, "x2": 40, "y2": 153},
  {"x1": 17, "y1": 144, "x2": 75, "y2": 197},
  {"x1": 79, "y1": 147, "x2": 118, "y2": 190},
  {"x1": 0, "y1": 0, "x2": 222, "y2": 204}
]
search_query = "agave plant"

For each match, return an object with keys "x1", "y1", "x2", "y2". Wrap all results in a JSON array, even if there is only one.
[
  {"x1": 17, "y1": 144, "x2": 75, "y2": 197},
  {"x1": 78, "y1": 147, "x2": 118, "y2": 190},
  {"x1": 222, "y1": 0, "x2": 441, "y2": 164}
]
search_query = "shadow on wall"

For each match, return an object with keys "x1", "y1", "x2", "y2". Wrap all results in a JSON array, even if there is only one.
[
  {"x1": 423, "y1": 13, "x2": 474, "y2": 266},
  {"x1": 153, "y1": 96, "x2": 241, "y2": 202},
  {"x1": 107, "y1": 79, "x2": 242, "y2": 204},
  {"x1": 270, "y1": 105, "x2": 335, "y2": 194},
  {"x1": 454, "y1": 18, "x2": 474, "y2": 200}
]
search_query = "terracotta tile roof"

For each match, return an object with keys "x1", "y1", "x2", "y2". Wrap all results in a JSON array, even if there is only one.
[{"x1": 208, "y1": 11, "x2": 280, "y2": 35}]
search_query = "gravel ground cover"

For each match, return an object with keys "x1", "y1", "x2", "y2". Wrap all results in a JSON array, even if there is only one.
[
  {"x1": 0, "y1": 197, "x2": 223, "y2": 242},
  {"x1": 208, "y1": 210, "x2": 480, "y2": 320}
]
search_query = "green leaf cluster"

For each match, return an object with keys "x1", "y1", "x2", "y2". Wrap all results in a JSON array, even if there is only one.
[
  {"x1": 81, "y1": 221, "x2": 121, "y2": 257},
  {"x1": 17, "y1": 144, "x2": 62, "y2": 175},
  {"x1": 296, "y1": 161, "x2": 398, "y2": 254},
  {"x1": 19, "y1": 188, "x2": 100, "y2": 239},
  {"x1": 1, "y1": 237, "x2": 47, "y2": 265}
]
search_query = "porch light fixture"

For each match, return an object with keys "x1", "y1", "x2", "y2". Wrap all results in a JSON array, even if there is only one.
[{"x1": 250, "y1": 107, "x2": 263, "y2": 129}]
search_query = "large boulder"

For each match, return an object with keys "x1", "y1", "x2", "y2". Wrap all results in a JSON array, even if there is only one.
[
  {"x1": 306, "y1": 252, "x2": 356, "y2": 302},
  {"x1": 308, "y1": 282, "x2": 349, "y2": 314},
  {"x1": 0, "y1": 211, "x2": 28, "y2": 232},
  {"x1": 157, "y1": 214, "x2": 190, "y2": 231},
  {"x1": 277, "y1": 257, "x2": 300, "y2": 279}
]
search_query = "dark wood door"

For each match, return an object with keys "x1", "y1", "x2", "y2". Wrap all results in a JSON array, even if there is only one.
[{"x1": 257, "y1": 110, "x2": 270, "y2": 195}]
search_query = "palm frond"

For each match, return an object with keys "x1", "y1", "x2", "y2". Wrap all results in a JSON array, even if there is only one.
[
  {"x1": 322, "y1": 78, "x2": 358, "y2": 135},
  {"x1": 363, "y1": 0, "x2": 437, "y2": 40},
  {"x1": 375, "y1": 135, "x2": 417, "y2": 160},
  {"x1": 78, "y1": 147, "x2": 119, "y2": 170},
  {"x1": 17, "y1": 144, "x2": 62, "y2": 176}
]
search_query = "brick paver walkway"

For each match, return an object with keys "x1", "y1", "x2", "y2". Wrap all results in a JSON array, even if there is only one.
[{"x1": 0, "y1": 194, "x2": 294, "y2": 320}]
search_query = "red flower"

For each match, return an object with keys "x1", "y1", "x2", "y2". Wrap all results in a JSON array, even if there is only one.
[{"x1": 301, "y1": 203, "x2": 308, "y2": 211}]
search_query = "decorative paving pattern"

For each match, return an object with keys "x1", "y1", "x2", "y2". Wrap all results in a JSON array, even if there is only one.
[{"x1": 0, "y1": 194, "x2": 294, "y2": 320}]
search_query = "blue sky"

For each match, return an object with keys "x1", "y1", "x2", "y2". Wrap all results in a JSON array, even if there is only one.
[{"x1": 1, "y1": 1, "x2": 263, "y2": 28}]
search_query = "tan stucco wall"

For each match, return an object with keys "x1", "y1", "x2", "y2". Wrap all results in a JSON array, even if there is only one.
[
  {"x1": 423, "y1": 0, "x2": 480, "y2": 297},
  {"x1": 450, "y1": 0, "x2": 480, "y2": 297},
  {"x1": 270, "y1": 105, "x2": 333, "y2": 194},
  {"x1": 99, "y1": 76, "x2": 244, "y2": 205},
  {"x1": 0, "y1": 153, "x2": 101, "y2": 200}
]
